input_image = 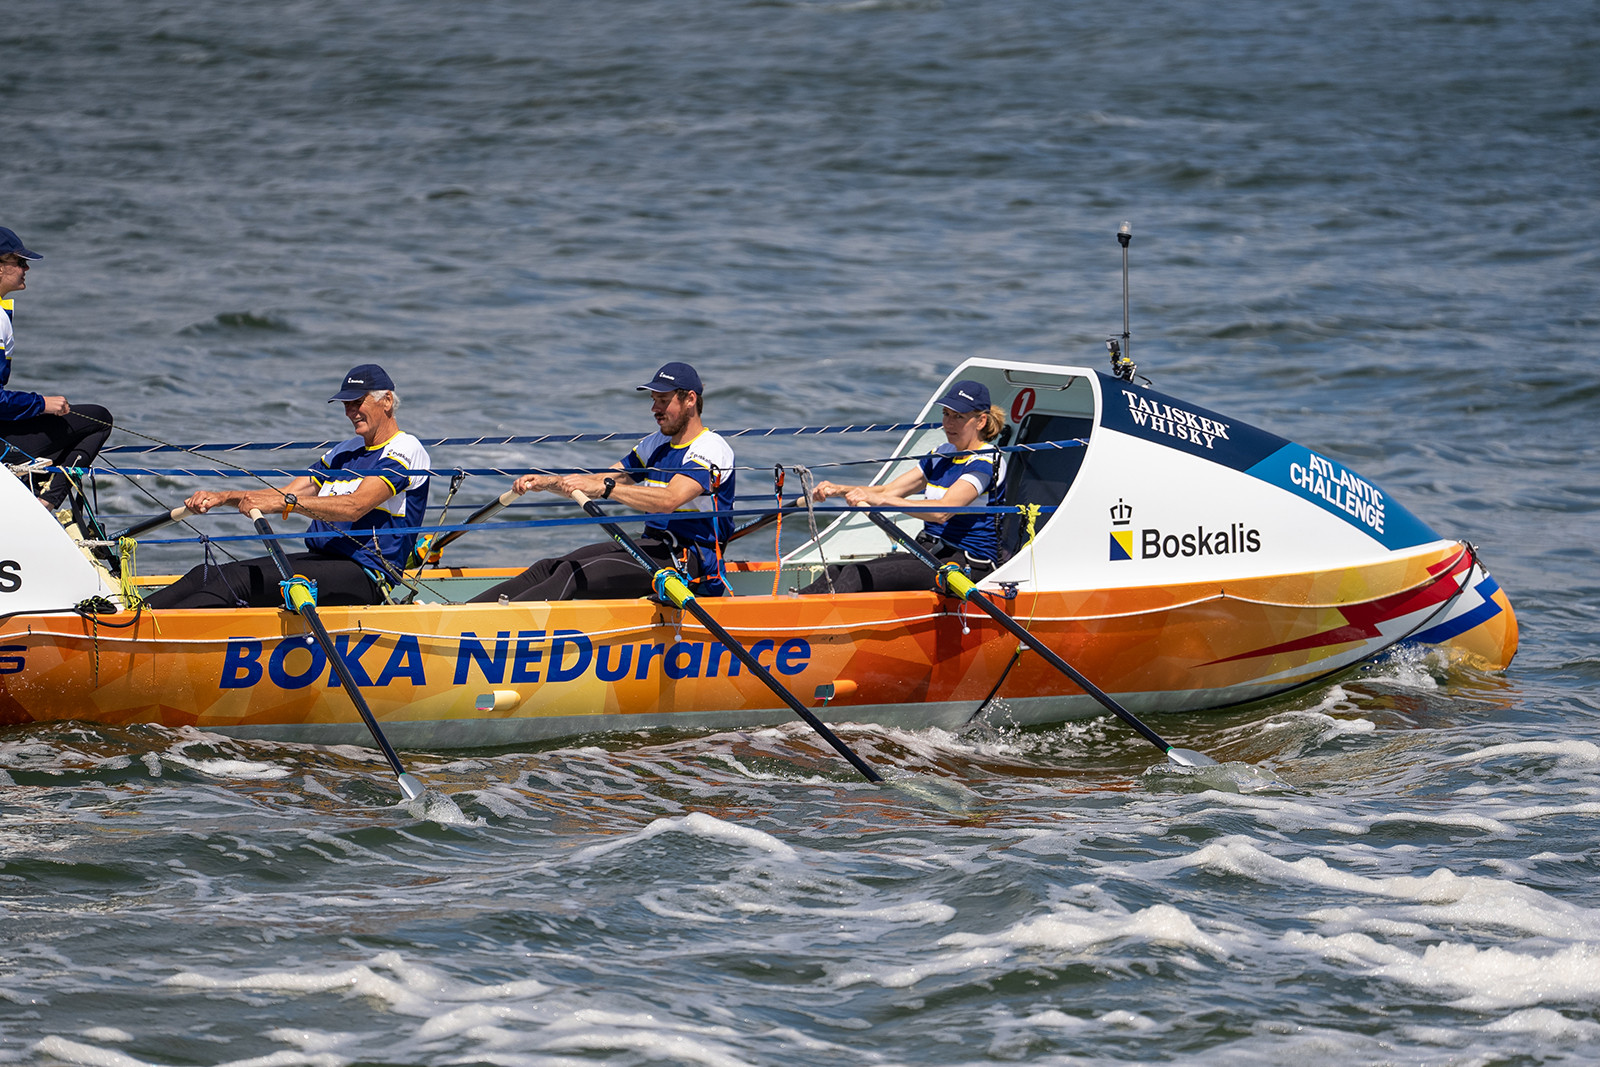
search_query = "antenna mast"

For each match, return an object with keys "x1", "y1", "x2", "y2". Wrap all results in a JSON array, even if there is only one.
[{"x1": 1108, "y1": 221, "x2": 1137, "y2": 381}]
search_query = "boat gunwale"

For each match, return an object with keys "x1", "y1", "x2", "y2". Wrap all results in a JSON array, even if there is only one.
[{"x1": 0, "y1": 540, "x2": 1475, "y2": 647}]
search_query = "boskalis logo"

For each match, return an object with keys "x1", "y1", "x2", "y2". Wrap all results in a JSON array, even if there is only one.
[
  {"x1": 1109, "y1": 502, "x2": 1263, "y2": 561},
  {"x1": 1108, "y1": 500, "x2": 1134, "y2": 561}
]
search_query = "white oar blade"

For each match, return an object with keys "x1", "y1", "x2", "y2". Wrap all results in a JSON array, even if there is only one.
[
  {"x1": 1166, "y1": 747, "x2": 1219, "y2": 768},
  {"x1": 396, "y1": 772, "x2": 426, "y2": 802},
  {"x1": 884, "y1": 774, "x2": 986, "y2": 816}
]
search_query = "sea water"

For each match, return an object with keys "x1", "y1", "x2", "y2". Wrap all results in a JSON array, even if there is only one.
[{"x1": 3, "y1": 1, "x2": 1598, "y2": 1063}]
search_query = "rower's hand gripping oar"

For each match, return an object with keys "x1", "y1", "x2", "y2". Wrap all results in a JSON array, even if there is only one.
[
  {"x1": 247, "y1": 508, "x2": 425, "y2": 801},
  {"x1": 569, "y1": 490, "x2": 884, "y2": 784},
  {"x1": 862, "y1": 510, "x2": 1217, "y2": 769}
]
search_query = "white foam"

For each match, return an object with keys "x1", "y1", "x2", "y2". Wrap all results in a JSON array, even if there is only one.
[
  {"x1": 566, "y1": 811, "x2": 799, "y2": 865},
  {"x1": 28, "y1": 1038, "x2": 150, "y2": 1067},
  {"x1": 400, "y1": 788, "x2": 482, "y2": 827},
  {"x1": 1173, "y1": 837, "x2": 1600, "y2": 939},
  {"x1": 1448, "y1": 740, "x2": 1600, "y2": 768},
  {"x1": 1285, "y1": 932, "x2": 1600, "y2": 1010},
  {"x1": 1482, "y1": 1007, "x2": 1600, "y2": 1041},
  {"x1": 163, "y1": 753, "x2": 289, "y2": 780},
  {"x1": 164, "y1": 951, "x2": 548, "y2": 1017},
  {"x1": 536, "y1": 1028, "x2": 755, "y2": 1067},
  {"x1": 414, "y1": 1002, "x2": 536, "y2": 1040},
  {"x1": 1303, "y1": 906, "x2": 1432, "y2": 939},
  {"x1": 830, "y1": 901, "x2": 1229, "y2": 989},
  {"x1": 77, "y1": 1029, "x2": 132, "y2": 1043}
]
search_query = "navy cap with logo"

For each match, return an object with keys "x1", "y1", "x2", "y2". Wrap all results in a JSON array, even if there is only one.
[
  {"x1": 637, "y1": 361, "x2": 703, "y2": 394},
  {"x1": 935, "y1": 379, "x2": 991, "y2": 414},
  {"x1": 328, "y1": 363, "x2": 396, "y2": 402},
  {"x1": 0, "y1": 227, "x2": 42, "y2": 261}
]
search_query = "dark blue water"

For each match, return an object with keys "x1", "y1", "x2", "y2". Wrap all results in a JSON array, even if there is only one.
[{"x1": 4, "y1": 1, "x2": 1599, "y2": 1063}]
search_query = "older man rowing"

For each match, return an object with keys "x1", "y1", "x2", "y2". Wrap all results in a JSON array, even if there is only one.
[{"x1": 145, "y1": 364, "x2": 430, "y2": 610}]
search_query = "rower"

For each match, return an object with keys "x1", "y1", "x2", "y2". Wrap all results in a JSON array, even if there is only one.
[
  {"x1": 470, "y1": 361, "x2": 736, "y2": 602},
  {"x1": 144, "y1": 364, "x2": 431, "y2": 610},
  {"x1": 0, "y1": 225, "x2": 116, "y2": 522},
  {"x1": 798, "y1": 379, "x2": 1007, "y2": 594}
]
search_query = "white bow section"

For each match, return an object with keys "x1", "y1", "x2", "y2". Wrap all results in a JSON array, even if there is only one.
[{"x1": 0, "y1": 468, "x2": 118, "y2": 614}]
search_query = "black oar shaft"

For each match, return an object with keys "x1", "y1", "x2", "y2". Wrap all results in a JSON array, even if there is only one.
[
  {"x1": 247, "y1": 509, "x2": 423, "y2": 801},
  {"x1": 429, "y1": 487, "x2": 522, "y2": 555},
  {"x1": 571, "y1": 491, "x2": 882, "y2": 783},
  {"x1": 111, "y1": 506, "x2": 192, "y2": 541},
  {"x1": 862, "y1": 511, "x2": 1211, "y2": 765}
]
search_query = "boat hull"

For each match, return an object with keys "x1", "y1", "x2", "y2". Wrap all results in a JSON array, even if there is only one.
[{"x1": 0, "y1": 540, "x2": 1514, "y2": 748}]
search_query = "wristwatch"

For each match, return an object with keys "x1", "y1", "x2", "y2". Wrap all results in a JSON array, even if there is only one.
[
  {"x1": 601, "y1": 477, "x2": 616, "y2": 500},
  {"x1": 281, "y1": 493, "x2": 298, "y2": 520}
]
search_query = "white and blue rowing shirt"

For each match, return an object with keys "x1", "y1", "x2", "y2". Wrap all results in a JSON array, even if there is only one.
[
  {"x1": 1, "y1": 299, "x2": 46, "y2": 422},
  {"x1": 623, "y1": 428, "x2": 736, "y2": 593},
  {"x1": 303, "y1": 432, "x2": 431, "y2": 573},
  {"x1": 918, "y1": 443, "x2": 1006, "y2": 562}
]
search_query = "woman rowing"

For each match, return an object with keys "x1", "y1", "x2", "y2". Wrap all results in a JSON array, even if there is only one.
[{"x1": 799, "y1": 379, "x2": 1007, "y2": 594}]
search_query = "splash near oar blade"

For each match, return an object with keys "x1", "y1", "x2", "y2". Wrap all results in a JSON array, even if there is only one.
[
  {"x1": 570, "y1": 490, "x2": 885, "y2": 784},
  {"x1": 247, "y1": 508, "x2": 425, "y2": 802}
]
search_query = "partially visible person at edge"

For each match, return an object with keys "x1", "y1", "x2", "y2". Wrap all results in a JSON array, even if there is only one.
[
  {"x1": 471, "y1": 361, "x2": 736, "y2": 602},
  {"x1": 144, "y1": 364, "x2": 430, "y2": 610},
  {"x1": 798, "y1": 379, "x2": 1007, "y2": 594},
  {"x1": 0, "y1": 226, "x2": 116, "y2": 514}
]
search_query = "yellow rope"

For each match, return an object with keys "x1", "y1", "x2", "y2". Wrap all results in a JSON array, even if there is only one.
[
  {"x1": 118, "y1": 537, "x2": 147, "y2": 611},
  {"x1": 1019, "y1": 503, "x2": 1041, "y2": 546}
]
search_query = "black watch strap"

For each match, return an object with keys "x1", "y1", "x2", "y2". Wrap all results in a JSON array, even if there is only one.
[{"x1": 601, "y1": 477, "x2": 616, "y2": 499}]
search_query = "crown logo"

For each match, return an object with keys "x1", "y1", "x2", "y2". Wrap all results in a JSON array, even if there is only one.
[{"x1": 1109, "y1": 499, "x2": 1133, "y2": 526}]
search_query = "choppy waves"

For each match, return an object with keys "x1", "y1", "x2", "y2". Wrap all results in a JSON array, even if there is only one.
[{"x1": 5, "y1": 642, "x2": 1599, "y2": 1065}]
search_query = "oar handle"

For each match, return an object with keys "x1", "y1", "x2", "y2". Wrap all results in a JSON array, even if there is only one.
[
  {"x1": 111, "y1": 505, "x2": 193, "y2": 541},
  {"x1": 247, "y1": 508, "x2": 424, "y2": 801},
  {"x1": 861, "y1": 510, "x2": 1208, "y2": 765},
  {"x1": 570, "y1": 490, "x2": 883, "y2": 783}
]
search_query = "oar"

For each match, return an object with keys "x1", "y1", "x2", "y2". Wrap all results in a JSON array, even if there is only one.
[
  {"x1": 246, "y1": 508, "x2": 425, "y2": 801},
  {"x1": 861, "y1": 510, "x2": 1217, "y2": 769},
  {"x1": 109, "y1": 505, "x2": 193, "y2": 541},
  {"x1": 426, "y1": 487, "x2": 523, "y2": 557},
  {"x1": 723, "y1": 496, "x2": 813, "y2": 546},
  {"x1": 568, "y1": 490, "x2": 883, "y2": 783}
]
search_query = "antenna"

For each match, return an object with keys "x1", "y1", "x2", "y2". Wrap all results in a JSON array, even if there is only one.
[{"x1": 1108, "y1": 221, "x2": 1137, "y2": 381}]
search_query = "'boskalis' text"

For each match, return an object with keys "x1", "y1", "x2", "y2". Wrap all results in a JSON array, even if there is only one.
[
  {"x1": 1289, "y1": 452, "x2": 1385, "y2": 533},
  {"x1": 1121, "y1": 390, "x2": 1231, "y2": 450},
  {"x1": 1141, "y1": 523, "x2": 1261, "y2": 559}
]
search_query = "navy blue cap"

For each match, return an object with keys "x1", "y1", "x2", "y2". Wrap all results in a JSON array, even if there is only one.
[
  {"x1": 637, "y1": 361, "x2": 703, "y2": 394},
  {"x1": 0, "y1": 227, "x2": 42, "y2": 261},
  {"x1": 329, "y1": 363, "x2": 395, "y2": 402},
  {"x1": 936, "y1": 379, "x2": 990, "y2": 414}
]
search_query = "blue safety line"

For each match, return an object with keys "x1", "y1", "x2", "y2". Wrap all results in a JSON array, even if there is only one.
[{"x1": 99, "y1": 422, "x2": 940, "y2": 455}]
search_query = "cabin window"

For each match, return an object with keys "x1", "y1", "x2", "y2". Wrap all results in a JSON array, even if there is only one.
[{"x1": 998, "y1": 413, "x2": 1094, "y2": 556}]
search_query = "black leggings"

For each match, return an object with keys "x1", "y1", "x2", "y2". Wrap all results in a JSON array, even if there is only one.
[
  {"x1": 797, "y1": 538, "x2": 993, "y2": 595},
  {"x1": 1, "y1": 404, "x2": 115, "y2": 508},
  {"x1": 143, "y1": 551, "x2": 380, "y2": 611},
  {"x1": 470, "y1": 539, "x2": 684, "y2": 603}
]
